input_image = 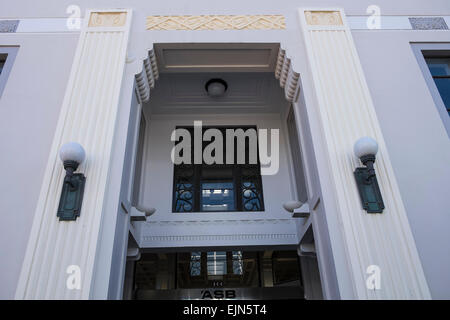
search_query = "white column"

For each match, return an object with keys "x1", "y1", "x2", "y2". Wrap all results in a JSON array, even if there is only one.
[
  {"x1": 298, "y1": 8, "x2": 430, "y2": 299},
  {"x1": 15, "y1": 9, "x2": 132, "y2": 299}
]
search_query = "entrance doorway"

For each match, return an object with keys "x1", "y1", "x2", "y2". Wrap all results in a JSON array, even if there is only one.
[
  {"x1": 126, "y1": 250, "x2": 303, "y2": 300},
  {"x1": 115, "y1": 43, "x2": 327, "y2": 300}
]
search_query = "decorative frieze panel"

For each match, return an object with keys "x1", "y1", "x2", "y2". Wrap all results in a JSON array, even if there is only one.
[
  {"x1": 304, "y1": 11, "x2": 343, "y2": 26},
  {"x1": 88, "y1": 12, "x2": 127, "y2": 27},
  {"x1": 143, "y1": 218, "x2": 294, "y2": 226},
  {"x1": 3, "y1": 15, "x2": 450, "y2": 33},
  {"x1": 0, "y1": 20, "x2": 19, "y2": 32},
  {"x1": 143, "y1": 234, "x2": 297, "y2": 242},
  {"x1": 137, "y1": 218, "x2": 299, "y2": 248},
  {"x1": 146, "y1": 15, "x2": 286, "y2": 30},
  {"x1": 409, "y1": 17, "x2": 448, "y2": 30}
]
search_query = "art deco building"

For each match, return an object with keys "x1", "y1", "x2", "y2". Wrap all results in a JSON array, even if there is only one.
[{"x1": 0, "y1": 0, "x2": 449, "y2": 300}]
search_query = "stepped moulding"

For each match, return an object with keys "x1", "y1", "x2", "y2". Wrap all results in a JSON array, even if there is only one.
[
  {"x1": 135, "y1": 49, "x2": 160, "y2": 103},
  {"x1": 275, "y1": 47, "x2": 300, "y2": 102}
]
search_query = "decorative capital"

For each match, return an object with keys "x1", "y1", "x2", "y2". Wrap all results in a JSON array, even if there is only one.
[
  {"x1": 304, "y1": 11, "x2": 343, "y2": 26},
  {"x1": 88, "y1": 12, "x2": 127, "y2": 27}
]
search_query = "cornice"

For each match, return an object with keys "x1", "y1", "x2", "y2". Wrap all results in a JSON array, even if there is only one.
[
  {"x1": 135, "y1": 49, "x2": 159, "y2": 103},
  {"x1": 275, "y1": 47, "x2": 300, "y2": 102}
]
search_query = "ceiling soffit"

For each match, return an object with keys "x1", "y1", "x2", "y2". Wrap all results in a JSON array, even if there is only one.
[{"x1": 134, "y1": 43, "x2": 300, "y2": 110}]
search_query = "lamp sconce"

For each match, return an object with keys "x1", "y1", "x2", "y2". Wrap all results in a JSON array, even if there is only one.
[
  {"x1": 131, "y1": 205, "x2": 156, "y2": 222},
  {"x1": 353, "y1": 137, "x2": 385, "y2": 213},
  {"x1": 57, "y1": 142, "x2": 86, "y2": 221},
  {"x1": 283, "y1": 200, "x2": 310, "y2": 218}
]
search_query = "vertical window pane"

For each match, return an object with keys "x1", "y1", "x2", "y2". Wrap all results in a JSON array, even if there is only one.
[
  {"x1": 434, "y1": 77, "x2": 450, "y2": 114},
  {"x1": 425, "y1": 58, "x2": 450, "y2": 76},
  {"x1": 207, "y1": 251, "x2": 227, "y2": 275},
  {"x1": 201, "y1": 182, "x2": 235, "y2": 211},
  {"x1": 190, "y1": 252, "x2": 201, "y2": 276},
  {"x1": 0, "y1": 54, "x2": 6, "y2": 75},
  {"x1": 232, "y1": 251, "x2": 243, "y2": 275},
  {"x1": 426, "y1": 57, "x2": 450, "y2": 115},
  {"x1": 174, "y1": 165, "x2": 195, "y2": 212},
  {"x1": 242, "y1": 181, "x2": 262, "y2": 211}
]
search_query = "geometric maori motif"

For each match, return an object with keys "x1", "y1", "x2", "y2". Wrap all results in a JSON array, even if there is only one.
[{"x1": 146, "y1": 15, "x2": 286, "y2": 30}]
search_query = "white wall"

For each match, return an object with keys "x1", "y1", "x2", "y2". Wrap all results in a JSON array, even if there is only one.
[
  {"x1": 353, "y1": 30, "x2": 450, "y2": 299},
  {"x1": 0, "y1": 33, "x2": 78, "y2": 299}
]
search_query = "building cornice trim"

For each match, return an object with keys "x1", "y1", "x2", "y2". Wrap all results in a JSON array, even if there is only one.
[{"x1": 135, "y1": 49, "x2": 159, "y2": 103}]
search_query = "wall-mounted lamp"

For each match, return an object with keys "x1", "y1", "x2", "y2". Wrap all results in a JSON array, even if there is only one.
[
  {"x1": 353, "y1": 137, "x2": 385, "y2": 213},
  {"x1": 205, "y1": 78, "x2": 228, "y2": 97},
  {"x1": 57, "y1": 142, "x2": 86, "y2": 221},
  {"x1": 282, "y1": 200, "x2": 310, "y2": 218},
  {"x1": 130, "y1": 205, "x2": 156, "y2": 222}
]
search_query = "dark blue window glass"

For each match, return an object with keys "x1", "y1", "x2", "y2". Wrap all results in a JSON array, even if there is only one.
[
  {"x1": 0, "y1": 54, "x2": 7, "y2": 75},
  {"x1": 434, "y1": 78, "x2": 450, "y2": 116},
  {"x1": 0, "y1": 59, "x2": 5, "y2": 75},
  {"x1": 426, "y1": 58, "x2": 450, "y2": 116}
]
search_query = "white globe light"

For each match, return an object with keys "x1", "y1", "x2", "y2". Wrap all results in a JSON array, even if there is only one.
[
  {"x1": 59, "y1": 142, "x2": 86, "y2": 164},
  {"x1": 282, "y1": 200, "x2": 303, "y2": 213},
  {"x1": 354, "y1": 136, "x2": 378, "y2": 159}
]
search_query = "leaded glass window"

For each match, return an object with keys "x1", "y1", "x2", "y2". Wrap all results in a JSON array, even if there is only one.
[
  {"x1": 232, "y1": 251, "x2": 243, "y2": 275},
  {"x1": 189, "y1": 252, "x2": 202, "y2": 276},
  {"x1": 172, "y1": 126, "x2": 264, "y2": 212}
]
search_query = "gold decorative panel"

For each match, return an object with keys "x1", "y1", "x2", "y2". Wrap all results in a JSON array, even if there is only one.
[
  {"x1": 304, "y1": 11, "x2": 343, "y2": 26},
  {"x1": 146, "y1": 15, "x2": 286, "y2": 30},
  {"x1": 88, "y1": 12, "x2": 127, "y2": 27}
]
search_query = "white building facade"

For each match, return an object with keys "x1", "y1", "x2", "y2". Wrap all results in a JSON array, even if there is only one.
[{"x1": 0, "y1": 0, "x2": 449, "y2": 300}]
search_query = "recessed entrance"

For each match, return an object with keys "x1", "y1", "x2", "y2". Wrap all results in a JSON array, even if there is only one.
[
  {"x1": 127, "y1": 250, "x2": 303, "y2": 300},
  {"x1": 120, "y1": 43, "x2": 324, "y2": 300}
]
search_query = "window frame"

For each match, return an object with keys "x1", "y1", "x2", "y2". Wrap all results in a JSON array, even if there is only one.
[
  {"x1": 412, "y1": 43, "x2": 450, "y2": 137},
  {"x1": 0, "y1": 46, "x2": 18, "y2": 98},
  {"x1": 172, "y1": 125, "x2": 265, "y2": 213}
]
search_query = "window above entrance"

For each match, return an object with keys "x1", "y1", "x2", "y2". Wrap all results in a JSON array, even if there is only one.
[{"x1": 172, "y1": 126, "x2": 265, "y2": 213}]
